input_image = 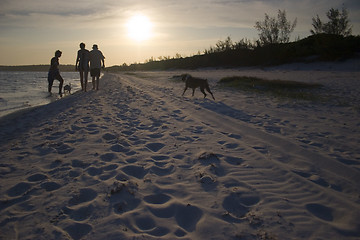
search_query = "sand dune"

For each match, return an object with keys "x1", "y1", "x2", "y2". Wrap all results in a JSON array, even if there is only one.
[{"x1": 0, "y1": 62, "x2": 359, "y2": 239}]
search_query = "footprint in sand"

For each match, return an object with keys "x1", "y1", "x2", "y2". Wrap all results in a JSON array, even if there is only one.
[
  {"x1": 102, "y1": 133, "x2": 117, "y2": 143},
  {"x1": 134, "y1": 215, "x2": 170, "y2": 237},
  {"x1": 222, "y1": 188, "x2": 260, "y2": 220},
  {"x1": 100, "y1": 153, "x2": 118, "y2": 162},
  {"x1": 151, "y1": 155, "x2": 170, "y2": 161},
  {"x1": 144, "y1": 193, "x2": 203, "y2": 233},
  {"x1": 111, "y1": 144, "x2": 130, "y2": 153},
  {"x1": 69, "y1": 170, "x2": 81, "y2": 178},
  {"x1": 224, "y1": 142, "x2": 239, "y2": 149},
  {"x1": 7, "y1": 182, "x2": 32, "y2": 197},
  {"x1": 0, "y1": 163, "x2": 16, "y2": 175},
  {"x1": 46, "y1": 131, "x2": 66, "y2": 141},
  {"x1": 144, "y1": 193, "x2": 171, "y2": 205},
  {"x1": 53, "y1": 143, "x2": 75, "y2": 154},
  {"x1": 62, "y1": 204, "x2": 94, "y2": 221},
  {"x1": 41, "y1": 181, "x2": 61, "y2": 192},
  {"x1": 64, "y1": 222, "x2": 92, "y2": 240},
  {"x1": 228, "y1": 133, "x2": 242, "y2": 139},
  {"x1": 110, "y1": 182, "x2": 141, "y2": 214},
  {"x1": 27, "y1": 173, "x2": 48, "y2": 182},
  {"x1": 121, "y1": 165, "x2": 148, "y2": 179},
  {"x1": 148, "y1": 133, "x2": 164, "y2": 139},
  {"x1": 292, "y1": 170, "x2": 342, "y2": 192},
  {"x1": 96, "y1": 164, "x2": 118, "y2": 180},
  {"x1": 68, "y1": 188, "x2": 97, "y2": 206},
  {"x1": 198, "y1": 152, "x2": 226, "y2": 177},
  {"x1": 71, "y1": 159, "x2": 91, "y2": 169},
  {"x1": 148, "y1": 202, "x2": 203, "y2": 232},
  {"x1": 149, "y1": 164, "x2": 175, "y2": 176},
  {"x1": 33, "y1": 143, "x2": 56, "y2": 156},
  {"x1": 224, "y1": 156, "x2": 244, "y2": 166},
  {"x1": 79, "y1": 116, "x2": 93, "y2": 124},
  {"x1": 306, "y1": 203, "x2": 333, "y2": 221},
  {"x1": 146, "y1": 143, "x2": 165, "y2": 152},
  {"x1": 86, "y1": 166, "x2": 104, "y2": 176},
  {"x1": 135, "y1": 216, "x2": 156, "y2": 230}
]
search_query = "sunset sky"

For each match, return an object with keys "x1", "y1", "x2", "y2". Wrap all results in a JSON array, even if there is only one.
[{"x1": 1, "y1": 0, "x2": 359, "y2": 66}]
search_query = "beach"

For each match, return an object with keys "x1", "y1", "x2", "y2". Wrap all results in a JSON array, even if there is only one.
[{"x1": 0, "y1": 60, "x2": 360, "y2": 239}]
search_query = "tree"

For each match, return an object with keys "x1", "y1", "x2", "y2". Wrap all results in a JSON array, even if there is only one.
[
  {"x1": 255, "y1": 10, "x2": 297, "y2": 46},
  {"x1": 310, "y1": 6, "x2": 352, "y2": 36},
  {"x1": 311, "y1": 15, "x2": 323, "y2": 35}
]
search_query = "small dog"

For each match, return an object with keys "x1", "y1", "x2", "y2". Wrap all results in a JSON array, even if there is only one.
[
  {"x1": 64, "y1": 83, "x2": 71, "y2": 94},
  {"x1": 182, "y1": 74, "x2": 215, "y2": 100}
]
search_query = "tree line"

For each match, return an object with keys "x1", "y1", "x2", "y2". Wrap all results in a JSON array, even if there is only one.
[
  {"x1": 141, "y1": 5, "x2": 354, "y2": 64},
  {"x1": 206, "y1": 5, "x2": 353, "y2": 53}
]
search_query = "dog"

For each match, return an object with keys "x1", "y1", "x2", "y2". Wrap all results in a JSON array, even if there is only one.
[
  {"x1": 64, "y1": 83, "x2": 71, "y2": 94},
  {"x1": 181, "y1": 74, "x2": 215, "y2": 100}
]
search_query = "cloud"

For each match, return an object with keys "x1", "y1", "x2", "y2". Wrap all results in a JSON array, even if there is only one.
[{"x1": 0, "y1": 0, "x2": 359, "y2": 65}]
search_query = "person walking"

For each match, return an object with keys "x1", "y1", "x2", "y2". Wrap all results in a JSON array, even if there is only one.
[
  {"x1": 76, "y1": 42, "x2": 90, "y2": 91},
  {"x1": 48, "y1": 50, "x2": 64, "y2": 96},
  {"x1": 89, "y1": 44, "x2": 105, "y2": 90}
]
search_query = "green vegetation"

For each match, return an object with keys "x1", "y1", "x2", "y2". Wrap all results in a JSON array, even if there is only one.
[
  {"x1": 255, "y1": 9, "x2": 297, "y2": 46},
  {"x1": 311, "y1": 6, "x2": 352, "y2": 36},
  {"x1": 107, "y1": 34, "x2": 360, "y2": 71},
  {"x1": 218, "y1": 76, "x2": 323, "y2": 101}
]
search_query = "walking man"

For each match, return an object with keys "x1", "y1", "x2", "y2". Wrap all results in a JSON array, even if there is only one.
[
  {"x1": 76, "y1": 42, "x2": 90, "y2": 91},
  {"x1": 89, "y1": 44, "x2": 105, "y2": 90}
]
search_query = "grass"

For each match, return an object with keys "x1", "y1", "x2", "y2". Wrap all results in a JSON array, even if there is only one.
[{"x1": 219, "y1": 76, "x2": 323, "y2": 101}]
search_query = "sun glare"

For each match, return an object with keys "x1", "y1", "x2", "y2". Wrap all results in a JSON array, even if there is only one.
[{"x1": 126, "y1": 15, "x2": 152, "y2": 42}]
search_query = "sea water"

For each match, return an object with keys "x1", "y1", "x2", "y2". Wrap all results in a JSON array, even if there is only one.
[{"x1": 0, "y1": 71, "x2": 81, "y2": 118}]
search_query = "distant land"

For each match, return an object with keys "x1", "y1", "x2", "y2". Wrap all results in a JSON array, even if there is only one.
[
  {"x1": 108, "y1": 34, "x2": 360, "y2": 71},
  {"x1": 1, "y1": 34, "x2": 359, "y2": 72},
  {"x1": 0, "y1": 65, "x2": 76, "y2": 72}
]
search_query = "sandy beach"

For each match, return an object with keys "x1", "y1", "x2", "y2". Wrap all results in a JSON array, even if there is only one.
[{"x1": 0, "y1": 60, "x2": 360, "y2": 239}]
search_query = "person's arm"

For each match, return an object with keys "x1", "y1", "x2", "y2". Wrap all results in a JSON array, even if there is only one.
[
  {"x1": 50, "y1": 57, "x2": 59, "y2": 69},
  {"x1": 75, "y1": 51, "x2": 80, "y2": 70}
]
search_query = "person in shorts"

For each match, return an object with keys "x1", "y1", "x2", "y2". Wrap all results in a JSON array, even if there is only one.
[
  {"x1": 76, "y1": 42, "x2": 90, "y2": 91},
  {"x1": 89, "y1": 44, "x2": 105, "y2": 90},
  {"x1": 48, "y1": 50, "x2": 64, "y2": 96}
]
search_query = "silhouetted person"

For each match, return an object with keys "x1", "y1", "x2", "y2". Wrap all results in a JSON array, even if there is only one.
[
  {"x1": 76, "y1": 42, "x2": 90, "y2": 91},
  {"x1": 89, "y1": 44, "x2": 105, "y2": 90},
  {"x1": 48, "y1": 50, "x2": 64, "y2": 96}
]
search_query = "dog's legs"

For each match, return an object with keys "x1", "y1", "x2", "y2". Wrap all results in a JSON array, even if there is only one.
[
  {"x1": 206, "y1": 86, "x2": 215, "y2": 100},
  {"x1": 192, "y1": 88, "x2": 196, "y2": 97},
  {"x1": 200, "y1": 87, "x2": 207, "y2": 98},
  {"x1": 182, "y1": 86, "x2": 188, "y2": 96}
]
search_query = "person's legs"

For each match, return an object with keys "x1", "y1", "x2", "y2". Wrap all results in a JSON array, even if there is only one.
[
  {"x1": 48, "y1": 79, "x2": 54, "y2": 93},
  {"x1": 96, "y1": 76, "x2": 99, "y2": 90},
  {"x1": 79, "y1": 71, "x2": 84, "y2": 91},
  {"x1": 90, "y1": 68, "x2": 100, "y2": 90},
  {"x1": 92, "y1": 76, "x2": 96, "y2": 90},
  {"x1": 48, "y1": 72, "x2": 54, "y2": 93},
  {"x1": 84, "y1": 70, "x2": 88, "y2": 92},
  {"x1": 56, "y1": 75, "x2": 64, "y2": 96}
]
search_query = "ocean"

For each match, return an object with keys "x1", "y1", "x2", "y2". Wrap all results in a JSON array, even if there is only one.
[{"x1": 0, "y1": 71, "x2": 81, "y2": 118}]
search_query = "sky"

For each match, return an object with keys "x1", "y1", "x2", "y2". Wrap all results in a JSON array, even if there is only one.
[{"x1": 1, "y1": 0, "x2": 359, "y2": 66}]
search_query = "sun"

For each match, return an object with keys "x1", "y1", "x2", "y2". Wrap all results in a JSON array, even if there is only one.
[{"x1": 126, "y1": 15, "x2": 152, "y2": 42}]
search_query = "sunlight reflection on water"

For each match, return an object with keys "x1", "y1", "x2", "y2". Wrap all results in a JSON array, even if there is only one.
[{"x1": 0, "y1": 71, "x2": 80, "y2": 118}]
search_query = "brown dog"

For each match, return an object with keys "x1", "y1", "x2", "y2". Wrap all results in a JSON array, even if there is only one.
[{"x1": 181, "y1": 74, "x2": 215, "y2": 100}]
